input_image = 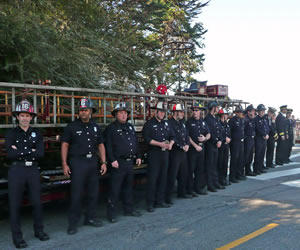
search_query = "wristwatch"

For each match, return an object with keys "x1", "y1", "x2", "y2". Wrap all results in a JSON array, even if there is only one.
[{"x1": 101, "y1": 161, "x2": 107, "y2": 165}]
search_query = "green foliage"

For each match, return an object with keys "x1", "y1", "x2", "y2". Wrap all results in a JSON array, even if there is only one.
[{"x1": 0, "y1": 0, "x2": 209, "y2": 91}]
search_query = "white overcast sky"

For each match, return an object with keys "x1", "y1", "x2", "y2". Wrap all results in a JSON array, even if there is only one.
[{"x1": 196, "y1": 0, "x2": 300, "y2": 118}]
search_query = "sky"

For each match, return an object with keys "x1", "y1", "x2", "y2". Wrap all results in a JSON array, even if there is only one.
[{"x1": 196, "y1": 0, "x2": 300, "y2": 118}]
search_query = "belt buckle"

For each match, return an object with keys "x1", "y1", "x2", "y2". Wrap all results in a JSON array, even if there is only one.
[
  {"x1": 198, "y1": 143, "x2": 203, "y2": 146},
  {"x1": 25, "y1": 161, "x2": 33, "y2": 166},
  {"x1": 86, "y1": 154, "x2": 92, "y2": 158},
  {"x1": 126, "y1": 158, "x2": 131, "y2": 161}
]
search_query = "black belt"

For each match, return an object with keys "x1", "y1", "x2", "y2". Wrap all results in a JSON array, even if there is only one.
[
  {"x1": 120, "y1": 156, "x2": 134, "y2": 161},
  {"x1": 74, "y1": 153, "x2": 95, "y2": 158},
  {"x1": 12, "y1": 161, "x2": 38, "y2": 167},
  {"x1": 232, "y1": 139, "x2": 244, "y2": 142}
]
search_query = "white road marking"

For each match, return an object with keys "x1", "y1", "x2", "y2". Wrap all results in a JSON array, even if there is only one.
[
  {"x1": 290, "y1": 153, "x2": 300, "y2": 159},
  {"x1": 248, "y1": 166, "x2": 300, "y2": 180},
  {"x1": 274, "y1": 162, "x2": 299, "y2": 168},
  {"x1": 281, "y1": 180, "x2": 300, "y2": 188}
]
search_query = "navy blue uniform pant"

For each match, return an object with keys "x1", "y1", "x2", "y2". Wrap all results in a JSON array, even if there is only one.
[
  {"x1": 253, "y1": 137, "x2": 267, "y2": 172},
  {"x1": 229, "y1": 140, "x2": 244, "y2": 179},
  {"x1": 107, "y1": 159, "x2": 134, "y2": 217},
  {"x1": 217, "y1": 143, "x2": 229, "y2": 183},
  {"x1": 68, "y1": 156, "x2": 99, "y2": 227},
  {"x1": 187, "y1": 146, "x2": 206, "y2": 193},
  {"x1": 205, "y1": 142, "x2": 219, "y2": 188},
  {"x1": 244, "y1": 137, "x2": 254, "y2": 173},
  {"x1": 276, "y1": 137, "x2": 287, "y2": 164},
  {"x1": 166, "y1": 148, "x2": 188, "y2": 202},
  {"x1": 266, "y1": 139, "x2": 275, "y2": 167},
  {"x1": 146, "y1": 150, "x2": 169, "y2": 205},
  {"x1": 287, "y1": 139, "x2": 293, "y2": 160},
  {"x1": 8, "y1": 164, "x2": 43, "y2": 242}
]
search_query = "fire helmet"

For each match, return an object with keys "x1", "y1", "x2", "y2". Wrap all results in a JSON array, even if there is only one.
[
  {"x1": 112, "y1": 102, "x2": 131, "y2": 116},
  {"x1": 156, "y1": 84, "x2": 168, "y2": 95},
  {"x1": 171, "y1": 103, "x2": 184, "y2": 112},
  {"x1": 191, "y1": 101, "x2": 206, "y2": 111},
  {"x1": 78, "y1": 97, "x2": 96, "y2": 112},
  {"x1": 13, "y1": 100, "x2": 36, "y2": 117}
]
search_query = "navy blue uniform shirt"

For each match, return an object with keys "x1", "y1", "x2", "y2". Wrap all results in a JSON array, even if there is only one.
[
  {"x1": 263, "y1": 115, "x2": 271, "y2": 135},
  {"x1": 61, "y1": 119, "x2": 104, "y2": 156},
  {"x1": 254, "y1": 115, "x2": 268, "y2": 137},
  {"x1": 264, "y1": 115, "x2": 277, "y2": 141},
  {"x1": 244, "y1": 115, "x2": 256, "y2": 139},
  {"x1": 185, "y1": 117, "x2": 210, "y2": 144},
  {"x1": 142, "y1": 117, "x2": 175, "y2": 150},
  {"x1": 168, "y1": 117, "x2": 189, "y2": 150},
  {"x1": 205, "y1": 113, "x2": 222, "y2": 144},
  {"x1": 104, "y1": 120, "x2": 140, "y2": 163},
  {"x1": 228, "y1": 116, "x2": 245, "y2": 141},
  {"x1": 220, "y1": 120, "x2": 231, "y2": 143},
  {"x1": 264, "y1": 114, "x2": 275, "y2": 135},
  {"x1": 276, "y1": 113, "x2": 288, "y2": 137},
  {"x1": 287, "y1": 119, "x2": 294, "y2": 139},
  {"x1": 5, "y1": 126, "x2": 44, "y2": 161}
]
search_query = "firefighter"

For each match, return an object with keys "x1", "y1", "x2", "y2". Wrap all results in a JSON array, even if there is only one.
[
  {"x1": 229, "y1": 105, "x2": 246, "y2": 183},
  {"x1": 286, "y1": 108, "x2": 295, "y2": 162},
  {"x1": 61, "y1": 98, "x2": 107, "y2": 235},
  {"x1": 165, "y1": 103, "x2": 190, "y2": 205},
  {"x1": 244, "y1": 104, "x2": 256, "y2": 176},
  {"x1": 105, "y1": 102, "x2": 142, "y2": 223},
  {"x1": 275, "y1": 105, "x2": 288, "y2": 165},
  {"x1": 253, "y1": 104, "x2": 269, "y2": 174},
  {"x1": 185, "y1": 102, "x2": 211, "y2": 195},
  {"x1": 5, "y1": 100, "x2": 49, "y2": 248},
  {"x1": 205, "y1": 101, "x2": 224, "y2": 192},
  {"x1": 217, "y1": 108, "x2": 231, "y2": 185},
  {"x1": 142, "y1": 101, "x2": 175, "y2": 212},
  {"x1": 265, "y1": 107, "x2": 278, "y2": 168}
]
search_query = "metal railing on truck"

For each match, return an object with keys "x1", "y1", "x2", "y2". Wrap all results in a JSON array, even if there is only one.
[{"x1": 0, "y1": 82, "x2": 248, "y2": 129}]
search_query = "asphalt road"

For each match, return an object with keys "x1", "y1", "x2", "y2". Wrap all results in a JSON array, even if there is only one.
[{"x1": 1, "y1": 146, "x2": 300, "y2": 250}]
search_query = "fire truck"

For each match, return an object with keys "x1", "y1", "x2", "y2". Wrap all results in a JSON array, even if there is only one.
[{"x1": 0, "y1": 82, "x2": 248, "y2": 209}]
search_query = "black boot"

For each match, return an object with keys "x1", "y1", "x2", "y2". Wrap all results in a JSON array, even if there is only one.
[{"x1": 13, "y1": 239, "x2": 27, "y2": 249}]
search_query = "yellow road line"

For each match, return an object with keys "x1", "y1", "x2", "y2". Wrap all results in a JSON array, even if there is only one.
[{"x1": 216, "y1": 223, "x2": 279, "y2": 250}]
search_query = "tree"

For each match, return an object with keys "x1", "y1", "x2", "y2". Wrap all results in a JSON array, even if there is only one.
[{"x1": 0, "y1": 0, "x2": 209, "y2": 91}]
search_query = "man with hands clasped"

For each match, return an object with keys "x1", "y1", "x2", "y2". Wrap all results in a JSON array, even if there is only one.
[
  {"x1": 185, "y1": 102, "x2": 211, "y2": 195},
  {"x1": 104, "y1": 102, "x2": 142, "y2": 223},
  {"x1": 205, "y1": 101, "x2": 224, "y2": 192},
  {"x1": 142, "y1": 101, "x2": 175, "y2": 212},
  {"x1": 165, "y1": 103, "x2": 190, "y2": 205},
  {"x1": 61, "y1": 98, "x2": 107, "y2": 235}
]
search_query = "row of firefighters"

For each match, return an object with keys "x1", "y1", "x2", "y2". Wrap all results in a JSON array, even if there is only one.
[{"x1": 4, "y1": 98, "x2": 295, "y2": 248}]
